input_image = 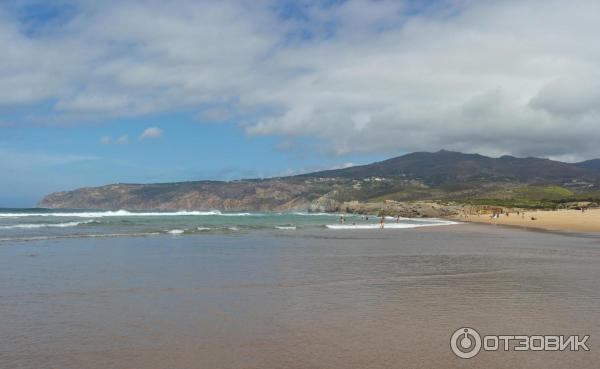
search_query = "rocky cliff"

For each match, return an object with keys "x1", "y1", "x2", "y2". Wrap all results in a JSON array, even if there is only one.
[
  {"x1": 39, "y1": 150, "x2": 600, "y2": 212},
  {"x1": 38, "y1": 179, "x2": 339, "y2": 212}
]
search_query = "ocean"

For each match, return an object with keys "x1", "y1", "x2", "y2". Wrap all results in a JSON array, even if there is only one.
[
  {"x1": 1, "y1": 210, "x2": 599, "y2": 368},
  {"x1": 0, "y1": 208, "x2": 457, "y2": 243}
]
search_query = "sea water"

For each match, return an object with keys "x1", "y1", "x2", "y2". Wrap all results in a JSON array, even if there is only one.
[{"x1": 0, "y1": 208, "x2": 458, "y2": 243}]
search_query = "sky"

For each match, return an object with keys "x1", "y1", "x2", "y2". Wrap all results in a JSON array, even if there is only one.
[{"x1": 1, "y1": 0, "x2": 600, "y2": 206}]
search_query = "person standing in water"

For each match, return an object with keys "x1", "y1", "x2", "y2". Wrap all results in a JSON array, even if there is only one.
[{"x1": 380, "y1": 215, "x2": 385, "y2": 229}]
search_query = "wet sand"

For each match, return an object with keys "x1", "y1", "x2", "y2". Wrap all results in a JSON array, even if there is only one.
[
  {"x1": 458, "y1": 208, "x2": 600, "y2": 233},
  {"x1": 1, "y1": 224, "x2": 600, "y2": 368}
]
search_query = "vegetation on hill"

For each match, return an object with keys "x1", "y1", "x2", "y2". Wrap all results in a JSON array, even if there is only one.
[{"x1": 39, "y1": 150, "x2": 600, "y2": 211}]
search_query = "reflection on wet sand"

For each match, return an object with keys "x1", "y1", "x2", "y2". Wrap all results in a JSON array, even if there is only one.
[{"x1": 1, "y1": 224, "x2": 599, "y2": 368}]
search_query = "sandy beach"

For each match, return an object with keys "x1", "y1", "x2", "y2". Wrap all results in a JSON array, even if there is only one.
[
  {"x1": 2, "y1": 225, "x2": 600, "y2": 369},
  {"x1": 3, "y1": 225, "x2": 600, "y2": 369},
  {"x1": 457, "y1": 208, "x2": 600, "y2": 233}
]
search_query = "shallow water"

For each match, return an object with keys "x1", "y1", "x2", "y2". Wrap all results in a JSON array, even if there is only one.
[{"x1": 1, "y1": 224, "x2": 599, "y2": 368}]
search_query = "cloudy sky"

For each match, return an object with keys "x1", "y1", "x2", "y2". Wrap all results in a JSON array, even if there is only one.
[{"x1": 1, "y1": 0, "x2": 599, "y2": 206}]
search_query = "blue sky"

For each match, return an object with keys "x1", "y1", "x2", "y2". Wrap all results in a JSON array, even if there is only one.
[
  {"x1": 0, "y1": 111, "x2": 385, "y2": 206},
  {"x1": 1, "y1": 0, "x2": 600, "y2": 206}
]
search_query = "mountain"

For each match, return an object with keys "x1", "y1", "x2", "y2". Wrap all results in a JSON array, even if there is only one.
[
  {"x1": 38, "y1": 150, "x2": 600, "y2": 211},
  {"x1": 575, "y1": 159, "x2": 600, "y2": 172},
  {"x1": 299, "y1": 150, "x2": 597, "y2": 184},
  {"x1": 38, "y1": 180, "x2": 328, "y2": 212}
]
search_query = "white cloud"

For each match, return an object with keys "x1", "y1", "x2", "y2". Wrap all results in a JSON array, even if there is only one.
[
  {"x1": 100, "y1": 136, "x2": 112, "y2": 145},
  {"x1": 139, "y1": 127, "x2": 163, "y2": 140},
  {"x1": 2, "y1": 1, "x2": 600, "y2": 159},
  {"x1": 116, "y1": 135, "x2": 128, "y2": 144}
]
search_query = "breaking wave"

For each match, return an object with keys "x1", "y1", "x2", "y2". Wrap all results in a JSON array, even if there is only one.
[
  {"x1": 0, "y1": 220, "x2": 96, "y2": 229},
  {"x1": 0, "y1": 210, "x2": 224, "y2": 218},
  {"x1": 0, "y1": 210, "x2": 349, "y2": 218}
]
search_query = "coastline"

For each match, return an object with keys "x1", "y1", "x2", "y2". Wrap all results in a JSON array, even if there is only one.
[
  {"x1": 337, "y1": 200, "x2": 600, "y2": 234},
  {"x1": 449, "y1": 208, "x2": 600, "y2": 233}
]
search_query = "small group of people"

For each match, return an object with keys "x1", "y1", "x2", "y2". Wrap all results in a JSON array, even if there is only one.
[
  {"x1": 339, "y1": 211, "x2": 402, "y2": 229},
  {"x1": 488, "y1": 210, "x2": 527, "y2": 219},
  {"x1": 378, "y1": 213, "x2": 401, "y2": 229},
  {"x1": 339, "y1": 212, "x2": 398, "y2": 229}
]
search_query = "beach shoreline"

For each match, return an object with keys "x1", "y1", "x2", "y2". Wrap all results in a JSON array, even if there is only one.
[{"x1": 450, "y1": 208, "x2": 600, "y2": 233}]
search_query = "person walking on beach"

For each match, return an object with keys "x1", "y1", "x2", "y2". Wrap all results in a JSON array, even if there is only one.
[{"x1": 379, "y1": 210, "x2": 385, "y2": 229}]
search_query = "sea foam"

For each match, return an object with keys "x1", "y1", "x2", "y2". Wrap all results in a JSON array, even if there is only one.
[
  {"x1": 0, "y1": 220, "x2": 95, "y2": 229},
  {"x1": 0, "y1": 210, "x2": 224, "y2": 218}
]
